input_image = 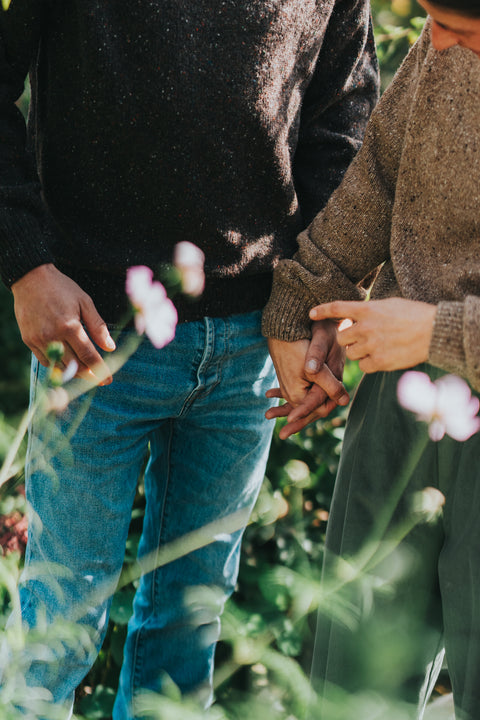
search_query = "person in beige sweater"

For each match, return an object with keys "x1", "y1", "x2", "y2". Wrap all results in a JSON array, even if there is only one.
[{"x1": 263, "y1": 1, "x2": 480, "y2": 717}]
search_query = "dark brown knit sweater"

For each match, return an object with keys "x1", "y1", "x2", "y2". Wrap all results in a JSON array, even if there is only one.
[{"x1": 0, "y1": 0, "x2": 378, "y2": 324}]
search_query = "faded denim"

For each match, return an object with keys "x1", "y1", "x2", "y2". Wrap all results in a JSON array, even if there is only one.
[{"x1": 18, "y1": 311, "x2": 276, "y2": 719}]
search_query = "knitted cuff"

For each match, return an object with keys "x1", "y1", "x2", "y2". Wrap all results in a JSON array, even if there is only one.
[
  {"x1": 428, "y1": 301, "x2": 466, "y2": 375},
  {"x1": 0, "y1": 211, "x2": 55, "y2": 288},
  {"x1": 261, "y1": 278, "x2": 313, "y2": 341}
]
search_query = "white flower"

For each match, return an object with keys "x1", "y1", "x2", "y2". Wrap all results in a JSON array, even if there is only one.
[
  {"x1": 173, "y1": 241, "x2": 205, "y2": 297},
  {"x1": 397, "y1": 371, "x2": 480, "y2": 442},
  {"x1": 49, "y1": 359, "x2": 79, "y2": 387},
  {"x1": 61, "y1": 359, "x2": 79, "y2": 384},
  {"x1": 412, "y1": 487, "x2": 445, "y2": 521},
  {"x1": 126, "y1": 266, "x2": 177, "y2": 348},
  {"x1": 46, "y1": 387, "x2": 70, "y2": 414}
]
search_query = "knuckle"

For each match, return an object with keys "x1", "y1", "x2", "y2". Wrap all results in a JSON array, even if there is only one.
[
  {"x1": 77, "y1": 348, "x2": 97, "y2": 365},
  {"x1": 61, "y1": 319, "x2": 81, "y2": 337}
]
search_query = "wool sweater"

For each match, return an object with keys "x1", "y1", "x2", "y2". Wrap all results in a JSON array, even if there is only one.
[
  {"x1": 262, "y1": 20, "x2": 480, "y2": 391},
  {"x1": 0, "y1": 0, "x2": 378, "y2": 324}
]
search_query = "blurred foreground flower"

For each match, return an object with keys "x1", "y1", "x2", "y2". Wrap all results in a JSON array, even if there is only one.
[
  {"x1": 397, "y1": 371, "x2": 480, "y2": 441},
  {"x1": 46, "y1": 387, "x2": 70, "y2": 414},
  {"x1": 126, "y1": 266, "x2": 177, "y2": 348},
  {"x1": 173, "y1": 241, "x2": 205, "y2": 297},
  {"x1": 49, "y1": 359, "x2": 79, "y2": 387},
  {"x1": 413, "y1": 486, "x2": 445, "y2": 522}
]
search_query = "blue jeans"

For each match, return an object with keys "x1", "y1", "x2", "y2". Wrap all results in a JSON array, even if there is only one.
[{"x1": 19, "y1": 311, "x2": 276, "y2": 719}]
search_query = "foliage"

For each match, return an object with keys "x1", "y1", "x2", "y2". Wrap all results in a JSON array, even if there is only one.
[
  {"x1": 0, "y1": 284, "x2": 30, "y2": 419},
  {"x1": 0, "y1": 3, "x2": 435, "y2": 719},
  {"x1": 373, "y1": 0, "x2": 426, "y2": 89}
]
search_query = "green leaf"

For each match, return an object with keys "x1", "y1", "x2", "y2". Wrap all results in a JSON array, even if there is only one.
[
  {"x1": 109, "y1": 589, "x2": 135, "y2": 625},
  {"x1": 78, "y1": 685, "x2": 116, "y2": 718}
]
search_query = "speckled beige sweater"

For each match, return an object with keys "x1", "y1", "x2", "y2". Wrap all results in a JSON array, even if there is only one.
[{"x1": 262, "y1": 19, "x2": 480, "y2": 391}]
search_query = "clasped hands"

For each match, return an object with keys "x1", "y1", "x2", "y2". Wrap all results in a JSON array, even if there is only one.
[{"x1": 266, "y1": 298, "x2": 436, "y2": 439}]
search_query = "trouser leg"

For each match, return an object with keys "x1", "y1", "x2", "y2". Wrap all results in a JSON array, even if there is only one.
[
  {"x1": 436, "y1": 429, "x2": 480, "y2": 720},
  {"x1": 113, "y1": 312, "x2": 276, "y2": 720},
  {"x1": 311, "y1": 368, "x2": 446, "y2": 719},
  {"x1": 17, "y1": 357, "x2": 150, "y2": 716}
]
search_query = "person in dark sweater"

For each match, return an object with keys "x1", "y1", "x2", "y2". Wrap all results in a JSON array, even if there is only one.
[{"x1": 0, "y1": 0, "x2": 378, "y2": 717}]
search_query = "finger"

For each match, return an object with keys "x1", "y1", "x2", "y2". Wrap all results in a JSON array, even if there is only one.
[
  {"x1": 66, "y1": 324, "x2": 113, "y2": 385},
  {"x1": 286, "y1": 384, "x2": 328, "y2": 422},
  {"x1": 310, "y1": 365, "x2": 350, "y2": 406},
  {"x1": 31, "y1": 345, "x2": 51, "y2": 368},
  {"x1": 288, "y1": 395, "x2": 340, "y2": 425},
  {"x1": 266, "y1": 387, "x2": 285, "y2": 399},
  {"x1": 61, "y1": 344, "x2": 101, "y2": 383},
  {"x1": 278, "y1": 400, "x2": 338, "y2": 439},
  {"x1": 80, "y1": 296, "x2": 116, "y2": 352},
  {"x1": 346, "y1": 344, "x2": 368, "y2": 362},
  {"x1": 304, "y1": 330, "x2": 329, "y2": 375},
  {"x1": 265, "y1": 404, "x2": 292, "y2": 420},
  {"x1": 358, "y1": 355, "x2": 379, "y2": 374},
  {"x1": 310, "y1": 301, "x2": 362, "y2": 322},
  {"x1": 265, "y1": 384, "x2": 310, "y2": 407},
  {"x1": 336, "y1": 324, "x2": 358, "y2": 347}
]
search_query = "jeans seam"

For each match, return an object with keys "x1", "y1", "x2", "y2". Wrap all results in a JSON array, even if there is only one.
[
  {"x1": 153, "y1": 420, "x2": 175, "y2": 603},
  {"x1": 131, "y1": 420, "x2": 175, "y2": 704},
  {"x1": 177, "y1": 318, "x2": 217, "y2": 416}
]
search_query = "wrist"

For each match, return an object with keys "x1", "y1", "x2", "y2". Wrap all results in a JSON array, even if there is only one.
[{"x1": 11, "y1": 263, "x2": 58, "y2": 294}]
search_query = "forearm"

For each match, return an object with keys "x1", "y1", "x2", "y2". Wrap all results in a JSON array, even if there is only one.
[
  {"x1": 263, "y1": 25, "x2": 432, "y2": 343},
  {"x1": 293, "y1": 0, "x2": 379, "y2": 224}
]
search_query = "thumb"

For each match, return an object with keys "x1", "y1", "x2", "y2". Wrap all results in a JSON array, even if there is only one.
[
  {"x1": 81, "y1": 296, "x2": 116, "y2": 352},
  {"x1": 304, "y1": 334, "x2": 328, "y2": 376}
]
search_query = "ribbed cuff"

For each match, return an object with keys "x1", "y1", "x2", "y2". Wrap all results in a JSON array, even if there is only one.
[
  {"x1": 0, "y1": 211, "x2": 56, "y2": 287},
  {"x1": 261, "y1": 277, "x2": 313, "y2": 341},
  {"x1": 428, "y1": 301, "x2": 466, "y2": 375}
]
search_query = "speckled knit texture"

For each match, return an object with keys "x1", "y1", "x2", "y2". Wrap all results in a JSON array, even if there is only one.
[
  {"x1": 0, "y1": 0, "x2": 378, "y2": 324},
  {"x1": 262, "y1": 20, "x2": 480, "y2": 391}
]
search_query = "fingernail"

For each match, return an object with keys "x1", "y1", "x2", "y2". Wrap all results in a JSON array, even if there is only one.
[
  {"x1": 306, "y1": 359, "x2": 320, "y2": 373},
  {"x1": 106, "y1": 336, "x2": 116, "y2": 351},
  {"x1": 338, "y1": 394, "x2": 349, "y2": 406}
]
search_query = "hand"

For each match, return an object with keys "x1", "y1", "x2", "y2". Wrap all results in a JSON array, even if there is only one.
[
  {"x1": 266, "y1": 321, "x2": 349, "y2": 439},
  {"x1": 12, "y1": 263, "x2": 116, "y2": 384},
  {"x1": 310, "y1": 298, "x2": 437, "y2": 373}
]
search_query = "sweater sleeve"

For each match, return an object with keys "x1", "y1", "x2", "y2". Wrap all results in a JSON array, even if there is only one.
[
  {"x1": 292, "y1": 0, "x2": 379, "y2": 226},
  {"x1": 0, "y1": 2, "x2": 57, "y2": 288},
  {"x1": 429, "y1": 298, "x2": 480, "y2": 392},
  {"x1": 263, "y1": 22, "x2": 431, "y2": 342}
]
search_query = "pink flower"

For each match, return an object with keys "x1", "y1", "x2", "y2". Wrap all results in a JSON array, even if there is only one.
[
  {"x1": 126, "y1": 266, "x2": 177, "y2": 348},
  {"x1": 173, "y1": 241, "x2": 205, "y2": 297},
  {"x1": 397, "y1": 371, "x2": 480, "y2": 442}
]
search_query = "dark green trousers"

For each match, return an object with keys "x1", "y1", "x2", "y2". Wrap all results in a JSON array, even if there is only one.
[{"x1": 312, "y1": 367, "x2": 480, "y2": 720}]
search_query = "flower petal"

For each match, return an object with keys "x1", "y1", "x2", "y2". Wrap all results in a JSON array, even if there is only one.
[
  {"x1": 126, "y1": 266, "x2": 154, "y2": 308},
  {"x1": 428, "y1": 419, "x2": 446, "y2": 442},
  {"x1": 61, "y1": 359, "x2": 79, "y2": 384},
  {"x1": 174, "y1": 241, "x2": 205, "y2": 268},
  {"x1": 397, "y1": 371, "x2": 437, "y2": 417},
  {"x1": 173, "y1": 242, "x2": 205, "y2": 296},
  {"x1": 435, "y1": 375, "x2": 480, "y2": 441},
  {"x1": 144, "y1": 297, "x2": 178, "y2": 348}
]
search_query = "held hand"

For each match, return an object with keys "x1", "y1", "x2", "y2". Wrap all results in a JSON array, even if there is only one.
[
  {"x1": 12, "y1": 263, "x2": 116, "y2": 384},
  {"x1": 266, "y1": 321, "x2": 349, "y2": 439},
  {"x1": 282, "y1": 320, "x2": 348, "y2": 432},
  {"x1": 310, "y1": 298, "x2": 437, "y2": 373}
]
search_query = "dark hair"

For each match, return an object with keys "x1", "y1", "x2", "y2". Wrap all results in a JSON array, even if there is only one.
[{"x1": 429, "y1": 0, "x2": 480, "y2": 17}]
